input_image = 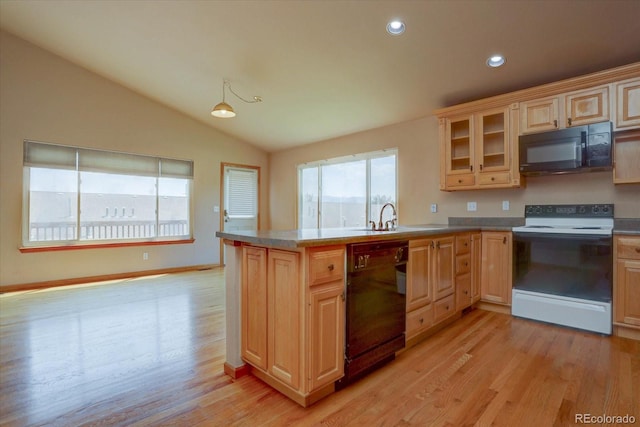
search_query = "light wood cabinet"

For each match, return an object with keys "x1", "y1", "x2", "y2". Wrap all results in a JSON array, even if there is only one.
[
  {"x1": 564, "y1": 85, "x2": 610, "y2": 127},
  {"x1": 406, "y1": 235, "x2": 455, "y2": 338},
  {"x1": 520, "y1": 86, "x2": 609, "y2": 134},
  {"x1": 440, "y1": 106, "x2": 521, "y2": 191},
  {"x1": 615, "y1": 77, "x2": 640, "y2": 129},
  {"x1": 267, "y1": 249, "x2": 300, "y2": 389},
  {"x1": 432, "y1": 236, "x2": 455, "y2": 302},
  {"x1": 613, "y1": 129, "x2": 640, "y2": 184},
  {"x1": 308, "y1": 278, "x2": 344, "y2": 390},
  {"x1": 520, "y1": 96, "x2": 560, "y2": 134},
  {"x1": 480, "y1": 231, "x2": 512, "y2": 305},
  {"x1": 241, "y1": 244, "x2": 345, "y2": 404},
  {"x1": 614, "y1": 236, "x2": 640, "y2": 330},
  {"x1": 241, "y1": 246, "x2": 268, "y2": 370},
  {"x1": 406, "y1": 239, "x2": 433, "y2": 312},
  {"x1": 470, "y1": 233, "x2": 482, "y2": 303}
]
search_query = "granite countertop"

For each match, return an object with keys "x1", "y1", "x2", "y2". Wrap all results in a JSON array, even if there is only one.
[
  {"x1": 216, "y1": 219, "x2": 521, "y2": 248},
  {"x1": 613, "y1": 219, "x2": 640, "y2": 236},
  {"x1": 216, "y1": 216, "x2": 639, "y2": 247}
]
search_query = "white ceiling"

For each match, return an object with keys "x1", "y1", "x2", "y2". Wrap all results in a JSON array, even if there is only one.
[{"x1": 1, "y1": 0, "x2": 640, "y2": 152}]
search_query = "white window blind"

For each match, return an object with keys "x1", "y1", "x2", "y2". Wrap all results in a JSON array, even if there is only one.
[{"x1": 226, "y1": 168, "x2": 257, "y2": 218}]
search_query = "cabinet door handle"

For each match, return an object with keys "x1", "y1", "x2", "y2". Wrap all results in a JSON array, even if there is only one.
[
  {"x1": 635, "y1": 247, "x2": 640, "y2": 253},
  {"x1": 445, "y1": 305, "x2": 450, "y2": 310},
  {"x1": 464, "y1": 262, "x2": 468, "y2": 267},
  {"x1": 327, "y1": 264, "x2": 334, "y2": 271},
  {"x1": 554, "y1": 119, "x2": 558, "y2": 128},
  {"x1": 464, "y1": 290, "x2": 469, "y2": 295},
  {"x1": 479, "y1": 164, "x2": 483, "y2": 171},
  {"x1": 419, "y1": 318, "x2": 424, "y2": 324},
  {"x1": 568, "y1": 117, "x2": 572, "y2": 126},
  {"x1": 491, "y1": 177, "x2": 495, "y2": 181},
  {"x1": 340, "y1": 292, "x2": 345, "y2": 301},
  {"x1": 503, "y1": 236, "x2": 507, "y2": 244},
  {"x1": 470, "y1": 165, "x2": 473, "y2": 172},
  {"x1": 436, "y1": 241, "x2": 440, "y2": 249}
]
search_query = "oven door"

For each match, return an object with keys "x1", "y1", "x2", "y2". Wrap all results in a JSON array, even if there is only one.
[{"x1": 513, "y1": 232, "x2": 612, "y2": 302}]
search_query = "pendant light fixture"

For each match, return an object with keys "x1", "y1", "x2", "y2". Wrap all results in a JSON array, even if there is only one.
[{"x1": 211, "y1": 79, "x2": 262, "y2": 118}]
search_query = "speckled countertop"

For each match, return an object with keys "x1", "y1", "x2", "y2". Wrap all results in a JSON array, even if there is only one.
[
  {"x1": 216, "y1": 217, "x2": 639, "y2": 247},
  {"x1": 614, "y1": 219, "x2": 640, "y2": 236},
  {"x1": 216, "y1": 217, "x2": 523, "y2": 248}
]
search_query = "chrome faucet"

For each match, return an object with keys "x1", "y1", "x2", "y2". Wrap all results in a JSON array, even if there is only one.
[{"x1": 369, "y1": 203, "x2": 397, "y2": 231}]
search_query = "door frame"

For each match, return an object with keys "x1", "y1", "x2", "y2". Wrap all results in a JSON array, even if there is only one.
[{"x1": 220, "y1": 162, "x2": 261, "y2": 265}]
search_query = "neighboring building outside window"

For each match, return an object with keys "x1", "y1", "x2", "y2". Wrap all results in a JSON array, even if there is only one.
[
  {"x1": 23, "y1": 140, "x2": 193, "y2": 247},
  {"x1": 298, "y1": 149, "x2": 397, "y2": 229}
]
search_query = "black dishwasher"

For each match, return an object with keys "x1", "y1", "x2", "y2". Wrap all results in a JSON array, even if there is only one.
[{"x1": 337, "y1": 240, "x2": 408, "y2": 388}]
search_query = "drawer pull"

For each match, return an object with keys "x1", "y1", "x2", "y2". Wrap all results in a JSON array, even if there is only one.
[
  {"x1": 458, "y1": 179, "x2": 462, "y2": 184},
  {"x1": 491, "y1": 177, "x2": 495, "y2": 181},
  {"x1": 419, "y1": 318, "x2": 424, "y2": 324},
  {"x1": 446, "y1": 305, "x2": 450, "y2": 310},
  {"x1": 327, "y1": 264, "x2": 335, "y2": 271},
  {"x1": 464, "y1": 290, "x2": 468, "y2": 295}
]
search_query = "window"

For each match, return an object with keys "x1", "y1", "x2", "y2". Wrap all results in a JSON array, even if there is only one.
[
  {"x1": 298, "y1": 149, "x2": 397, "y2": 229},
  {"x1": 23, "y1": 141, "x2": 193, "y2": 247}
]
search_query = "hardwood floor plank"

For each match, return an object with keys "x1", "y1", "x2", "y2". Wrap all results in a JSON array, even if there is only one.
[{"x1": 1, "y1": 269, "x2": 638, "y2": 426}]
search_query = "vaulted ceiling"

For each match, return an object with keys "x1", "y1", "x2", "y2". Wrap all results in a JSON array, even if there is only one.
[{"x1": 1, "y1": 0, "x2": 639, "y2": 152}]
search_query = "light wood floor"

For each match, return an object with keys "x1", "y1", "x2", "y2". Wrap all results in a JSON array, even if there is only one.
[{"x1": 1, "y1": 269, "x2": 638, "y2": 426}]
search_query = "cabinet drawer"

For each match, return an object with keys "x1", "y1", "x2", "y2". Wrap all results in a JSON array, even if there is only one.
[
  {"x1": 406, "y1": 304, "x2": 433, "y2": 339},
  {"x1": 455, "y1": 234, "x2": 470, "y2": 255},
  {"x1": 308, "y1": 247, "x2": 345, "y2": 286},
  {"x1": 478, "y1": 172, "x2": 510, "y2": 186},
  {"x1": 433, "y1": 294, "x2": 456, "y2": 324},
  {"x1": 456, "y1": 253, "x2": 471, "y2": 275},
  {"x1": 456, "y1": 273, "x2": 472, "y2": 310},
  {"x1": 617, "y1": 237, "x2": 640, "y2": 260},
  {"x1": 446, "y1": 174, "x2": 475, "y2": 188}
]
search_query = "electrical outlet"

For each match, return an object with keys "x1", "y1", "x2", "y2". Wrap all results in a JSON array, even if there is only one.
[
  {"x1": 502, "y1": 200, "x2": 510, "y2": 211},
  {"x1": 430, "y1": 203, "x2": 437, "y2": 213},
  {"x1": 143, "y1": 252, "x2": 149, "y2": 260},
  {"x1": 467, "y1": 202, "x2": 477, "y2": 212}
]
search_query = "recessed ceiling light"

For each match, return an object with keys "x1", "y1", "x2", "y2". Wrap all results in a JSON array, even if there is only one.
[
  {"x1": 487, "y1": 55, "x2": 506, "y2": 67},
  {"x1": 386, "y1": 19, "x2": 405, "y2": 35}
]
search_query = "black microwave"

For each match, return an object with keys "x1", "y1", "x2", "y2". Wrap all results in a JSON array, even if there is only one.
[{"x1": 519, "y1": 121, "x2": 612, "y2": 176}]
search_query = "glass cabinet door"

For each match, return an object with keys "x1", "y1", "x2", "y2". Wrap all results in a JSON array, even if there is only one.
[
  {"x1": 476, "y1": 107, "x2": 509, "y2": 172},
  {"x1": 446, "y1": 115, "x2": 474, "y2": 174}
]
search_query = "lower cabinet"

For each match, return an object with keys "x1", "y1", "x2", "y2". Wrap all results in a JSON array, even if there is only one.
[
  {"x1": 614, "y1": 236, "x2": 640, "y2": 333},
  {"x1": 480, "y1": 231, "x2": 512, "y2": 305},
  {"x1": 406, "y1": 233, "x2": 477, "y2": 342},
  {"x1": 241, "y1": 244, "x2": 345, "y2": 405}
]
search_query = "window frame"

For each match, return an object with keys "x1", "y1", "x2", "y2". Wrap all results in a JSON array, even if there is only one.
[
  {"x1": 21, "y1": 140, "x2": 194, "y2": 251},
  {"x1": 297, "y1": 149, "x2": 398, "y2": 229}
]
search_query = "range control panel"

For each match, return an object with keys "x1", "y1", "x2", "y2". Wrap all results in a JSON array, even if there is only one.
[{"x1": 524, "y1": 204, "x2": 614, "y2": 218}]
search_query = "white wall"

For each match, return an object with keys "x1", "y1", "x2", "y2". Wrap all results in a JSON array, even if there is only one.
[
  {"x1": 0, "y1": 31, "x2": 269, "y2": 287},
  {"x1": 270, "y1": 115, "x2": 640, "y2": 230}
]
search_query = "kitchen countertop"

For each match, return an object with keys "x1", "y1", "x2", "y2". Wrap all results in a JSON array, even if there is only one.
[
  {"x1": 216, "y1": 222, "x2": 515, "y2": 248},
  {"x1": 613, "y1": 218, "x2": 640, "y2": 236}
]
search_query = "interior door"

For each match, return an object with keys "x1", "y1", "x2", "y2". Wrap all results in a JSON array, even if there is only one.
[{"x1": 221, "y1": 163, "x2": 260, "y2": 263}]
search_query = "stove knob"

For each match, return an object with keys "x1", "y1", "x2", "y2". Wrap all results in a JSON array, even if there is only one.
[
  {"x1": 593, "y1": 206, "x2": 600, "y2": 213},
  {"x1": 547, "y1": 206, "x2": 553, "y2": 214},
  {"x1": 579, "y1": 206, "x2": 586, "y2": 214},
  {"x1": 535, "y1": 206, "x2": 542, "y2": 214},
  {"x1": 603, "y1": 205, "x2": 609, "y2": 213}
]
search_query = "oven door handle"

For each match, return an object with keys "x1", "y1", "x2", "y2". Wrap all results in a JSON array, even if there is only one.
[{"x1": 513, "y1": 231, "x2": 611, "y2": 244}]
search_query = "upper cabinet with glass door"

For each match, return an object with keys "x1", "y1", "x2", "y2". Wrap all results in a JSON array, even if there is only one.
[
  {"x1": 439, "y1": 105, "x2": 520, "y2": 191},
  {"x1": 442, "y1": 115, "x2": 475, "y2": 189}
]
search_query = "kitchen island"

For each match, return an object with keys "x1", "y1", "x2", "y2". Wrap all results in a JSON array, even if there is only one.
[{"x1": 216, "y1": 224, "x2": 500, "y2": 406}]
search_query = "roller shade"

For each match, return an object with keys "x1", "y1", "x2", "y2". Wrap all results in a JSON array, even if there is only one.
[{"x1": 24, "y1": 140, "x2": 193, "y2": 178}]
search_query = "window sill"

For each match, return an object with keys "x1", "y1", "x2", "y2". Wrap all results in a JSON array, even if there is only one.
[{"x1": 19, "y1": 239, "x2": 195, "y2": 253}]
